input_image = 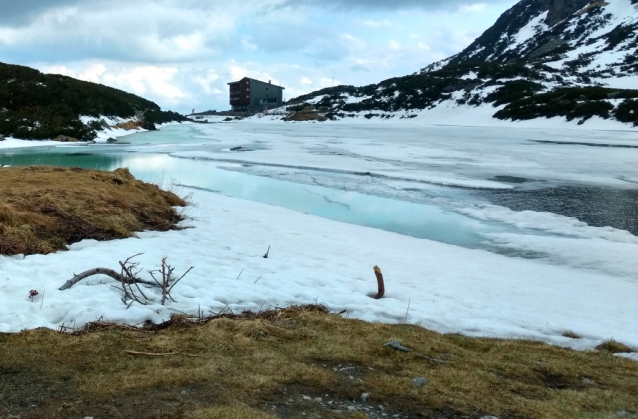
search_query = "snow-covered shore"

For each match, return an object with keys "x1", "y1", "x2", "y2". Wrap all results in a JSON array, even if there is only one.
[{"x1": 1, "y1": 188, "x2": 636, "y2": 353}]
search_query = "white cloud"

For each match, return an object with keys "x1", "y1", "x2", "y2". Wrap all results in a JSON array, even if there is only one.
[
  {"x1": 195, "y1": 70, "x2": 222, "y2": 95},
  {"x1": 460, "y1": 3, "x2": 487, "y2": 13},
  {"x1": 44, "y1": 63, "x2": 185, "y2": 101},
  {"x1": 78, "y1": 64, "x2": 107, "y2": 83},
  {"x1": 357, "y1": 18, "x2": 393, "y2": 28},
  {"x1": 389, "y1": 40, "x2": 402, "y2": 50},
  {"x1": 2, "y1": 0, "x2": 518, "y2": 112}
]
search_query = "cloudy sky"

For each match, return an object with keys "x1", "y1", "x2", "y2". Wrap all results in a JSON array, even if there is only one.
[{"x1": 0, "y1": 0, "x2": 517, "y2": 113}]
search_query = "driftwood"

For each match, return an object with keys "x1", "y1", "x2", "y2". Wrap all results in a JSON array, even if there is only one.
[
  {"x1": 373, "y1": 265, "x2": 385, "y2": 299},
  {"x1": 58, "y1": 268, "x2": 155, "y2": 291},
  {"x1": 59, "y1": 254, "x2": 193, "y2": 307},
  {"x1": 124, "y1": 350, "x2": 199, "y2": 357}
]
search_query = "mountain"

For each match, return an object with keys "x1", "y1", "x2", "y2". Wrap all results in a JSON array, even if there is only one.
[
  {"x1": 0, "y1": 62, "x2": 186, "y2": 141},
  {"x1": 287, "y1": 0, "x2": 638, "y2": 127}
]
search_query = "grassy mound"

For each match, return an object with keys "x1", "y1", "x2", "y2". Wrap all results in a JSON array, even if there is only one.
[
  {"x1": 1, "y1": 305, "x2": 636, "y2": 418},
  {"x1": 0, "y1": 166, "x2": 185, "y2": 256}
]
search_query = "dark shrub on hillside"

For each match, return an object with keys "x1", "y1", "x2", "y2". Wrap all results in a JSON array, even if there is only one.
[
  {"x1": 604, "y1": 23, "x2": 637, "y2": 51},
  {"x1": 0, "y1": 62, "x2": 183, "y2": 140},
  {"x1": 615, "y1": 99, "x2": 638, "y2": 125},
  {"x1": 288, "y1": 103, "x2": 310, "y2": 112},
  {"x1": 485, "y1": 80, "x2": 544, "y2": 106},
  {"x1": 493, "y1": 87, "x2": 632, "y2": 121}
]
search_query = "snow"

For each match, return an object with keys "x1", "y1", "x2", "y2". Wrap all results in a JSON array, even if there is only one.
[
  {"x1": 80, "y1": 115, "x2": 148, "y2": 142},
  {"x1": 1, "y1": 188, "x2": 636, "y2": 351},
  {"x1": 604, "y1": 75, "x2": 638, "y2": 90},
  {"x1": 506, "y1": 11, "x2": 548, "y2": 52},
  {"x1": 0, "y1": 136, "x2": 60, "y2": 150},
  {"x1": 343, "y1": 94, "x2": 373, "y2": 104}
]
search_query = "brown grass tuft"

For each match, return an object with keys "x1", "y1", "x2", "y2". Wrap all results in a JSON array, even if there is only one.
[
  {"x1": 0, "y1": 166, "x2": 186, "y2": 256},
  {"x1": 596, "y1": 339, "x2": 635, "y2": 354}
]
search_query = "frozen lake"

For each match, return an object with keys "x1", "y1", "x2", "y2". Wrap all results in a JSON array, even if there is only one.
[
  {"x1": 1, "y1": 120, "x2": 637, "y2": 350},
  {"x1": 2, "y1": 121, "x2": 637, "y2": 262}
]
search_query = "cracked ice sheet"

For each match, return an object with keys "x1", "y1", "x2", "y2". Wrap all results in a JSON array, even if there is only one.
[
  {"x1": 0, "y1": 189, "x2": 636, "y2": 352},
  {"x1": 172, "y1": 120, "x2": 638, "y2": 190}
]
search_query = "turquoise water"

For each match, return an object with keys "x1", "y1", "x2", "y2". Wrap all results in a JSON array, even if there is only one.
[{"x1": 0, "y1": 125, "x2": 507, "y2": 248}]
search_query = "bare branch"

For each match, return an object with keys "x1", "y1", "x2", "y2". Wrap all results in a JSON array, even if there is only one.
[
  {"x1": 59, "y1": 268, "x2": 130, "y2": 290},
  {"x1": 123, "y1": 253, "x2": 144, "y2": 265},
  {"x1": 167, "y1": 266, "x2": 195, "y2": 294}
]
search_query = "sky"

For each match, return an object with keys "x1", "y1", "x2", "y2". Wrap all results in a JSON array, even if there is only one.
[{"x1": 0, "y1": 0, "x2": 518, "y2": 113}]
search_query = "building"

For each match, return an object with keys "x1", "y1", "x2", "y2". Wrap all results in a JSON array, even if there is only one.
[{"x1": 228, "y1": 77, "x2": 285, "y2": 112}]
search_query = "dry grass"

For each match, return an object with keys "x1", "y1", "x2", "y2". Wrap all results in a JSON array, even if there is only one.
[
  {"x1": 285, "y1": 106, "x2": 328, "y2": 122},
  {"x1": 562, "y1": 331, "x2": 582, "y2": 339},
  {"x1": 1, "y1": 305, "x2": 637, "y2": 419},
  {"x1": 113, "y1": 120, "x2": 144, "y2": 130},
  {"x1": 596, "y1": 340, "x2": 635, "y2": 354},
  {"x1": 0, "y1": 166, "x2": 185, "y2": 256}
]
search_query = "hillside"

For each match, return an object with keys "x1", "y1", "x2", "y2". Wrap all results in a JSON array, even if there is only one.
[
  {"x1": 287, "y1": 0, "x2": 638, "y2": 127},
  {"x1": 0, "y1": 62, "x2": 186, "y2": 141}
]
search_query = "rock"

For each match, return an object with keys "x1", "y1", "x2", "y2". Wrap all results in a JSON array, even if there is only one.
[
  {"x1": 411, "y1": 377, "x2": 429, "y2": 387},
  {"x1": 463, "y1": 82, "x2": 482, "y2": 91},
  {"x1": 53, "y1": 135, "x2": 79, "y2": 142},
  {"x1": 478, "y1": 416, "x2": 500, "y2": 419},
  {"x1": 361, "y1": 392, "x2": 370, "y2": 402},
  {"x1": 546, "y1": 0, "x2": 591, "y2": 27},
  {"x1": 347, "y1": 405, "x2": 357, "y2": 412},
  {"x1": 0, "y1": 134, "x2": 5, "y2": 141},
  {"x1": 616, "y1": 412, "x2": 638, "y2": 418},
  {"x1": 302, "y1": 395, "x2": 311, "y2": 401},
  {"x1": 383, "y1": 340, "x2": 411, "y2": 352},
  {"x1": 581, "y1": 377, "x2": 595, "y2": 385}
]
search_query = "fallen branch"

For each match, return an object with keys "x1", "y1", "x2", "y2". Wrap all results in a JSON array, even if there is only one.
[
  {"x1": 59, "y1": 268, "x2": 154, "y2": 291},
  {"x1": 124, "y1": 350, "x2": 199, "y2": 357},
  {"x1": 60, "y1": 255, "x2": 194, "y2": 307},
  {"x1": 373, "y1": 265, "x2": 385, "y2": 299}
]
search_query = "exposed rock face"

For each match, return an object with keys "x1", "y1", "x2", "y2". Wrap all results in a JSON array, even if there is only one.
[
  {"x1": 546, "y1": 0, "x2": 591, "y2": 26},
  {"x1": 437, "y1": 0, "x2": 609, "y2": 66},
  {"x1": 53, "y1": 135, "x2": 79, "y2": 142}
]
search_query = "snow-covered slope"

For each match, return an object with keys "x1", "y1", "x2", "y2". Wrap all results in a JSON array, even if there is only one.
[
  {"x1": 286, "y1": 0, "x2": 638, "y2": 128},
  {"x1": 438, "y1": 0, "x2": 638, "y2": 88}
]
